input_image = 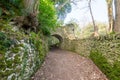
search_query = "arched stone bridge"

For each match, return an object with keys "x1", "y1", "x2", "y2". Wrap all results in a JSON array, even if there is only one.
[{"x1": 51, "y1": 25, "x2": 76, "y2": 43}]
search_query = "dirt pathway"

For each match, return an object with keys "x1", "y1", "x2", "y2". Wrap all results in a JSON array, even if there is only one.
[{"x1": 31, "y1": 49, "x2": 108, "y2": 80}]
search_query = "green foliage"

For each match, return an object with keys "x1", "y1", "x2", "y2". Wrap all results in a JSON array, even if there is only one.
[
  {"x1": 0, "y1": 8, "x2": 2, "y2": 16},
  {"x1": 29, "y1": 32, "x2": 46, "y2": 60},
  {"x1": 0, "y1": 0, "x2": 24, "y2": 19},
  {"x1": 0, "y1": 32, "x2": 19, "y2": 79},
  {"x1": 90, "y1": 50, "x2": 120, "y2": 80},
  {"x1": 0, "y1": 31, "x2": 48, "y2": 79},
  {"x1": 0, "y1": 15, "x2": 48, "y2": 79},
  {"x1": 48, "y1": 36, "x2": 59, "y2": 48},
  {"x1": 54, "y1": 0, "x2": 72, "y2": 20},
  {"x1": 20, "y1": 46, "x2": 28, "y2": 79},
  {"x1": 0, "y1": 32, "x2": 12, "y2": 52},
  {"x1": 82, "y1": 22, "x2": 107, "y2": 38},
  {"x1": 39, "y1": 0, "x2": 57, "y2": 35}
]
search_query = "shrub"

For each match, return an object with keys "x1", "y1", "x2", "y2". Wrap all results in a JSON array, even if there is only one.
[
  {"x1": 90, "y1": 50, "x2": 120, "y2": 80},
  {"x1": 38, "y1": 0, "x2": 57, "y2": 35},
  {"x1": 0, "y1": 32, "x2": 12, "y2": 51},
  {"x1": 0, "y1": 0, "x2": 24, "y2": 19}
]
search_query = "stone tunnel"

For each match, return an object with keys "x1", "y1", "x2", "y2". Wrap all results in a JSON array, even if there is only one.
[
  {"x1": 50, "y1": 25, "x2": 77, "y2": 48},
  {"x1": 51, "y1": 34, "x2": 63, "y2": 43},
  {"x1": 50, "y1": 34, "x2": 63, "y2": 49}
]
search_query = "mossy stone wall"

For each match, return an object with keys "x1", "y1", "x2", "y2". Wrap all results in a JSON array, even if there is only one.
[
  {"x1": 60, "y1": 34, "x2": 120, "y2": 79},
  {"x1": 61, "y1": 34, "x2": 120, "y2": 64},
  {"x1": 0, "y1": 23, "x2": 48, "y2": 80}
]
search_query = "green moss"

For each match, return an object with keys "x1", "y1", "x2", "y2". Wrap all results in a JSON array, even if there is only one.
[
  {"x1": 0, "y1": 52, "x2": 5, "y2": 60},
  {"x1": 11, "y1": 47, "x2": 20, "y2": 53},
  {"x1": 0, "y1": 61, "x2": 6, "y2": 71},
  {"x1": 14, "y1": 55, "x2": 21, "y2": 64},
  {"x1": 0, "y1": 75, "x2": 7, "y2": 80},
  {"x1": 117, "y1": 43, "x2": 120, "y2": 47},
  {"x1": 2, "y1": 70, "x2": 14, "y2": 77},
  {"x1": 11, "y1": 75, "x2": 16, "y2": 80},
  {"x1": 18, "y1": 44, "x2": 24, "y2": 47},
  {"x1": 5, "y1": 60, "x2": 13, "y2": 68},
  {"x1": 0, "y1": 26, "x2": 48, "y2": 79},
  {"x1": 0, "y1": 32, "x2": 13, "y2": 56}
]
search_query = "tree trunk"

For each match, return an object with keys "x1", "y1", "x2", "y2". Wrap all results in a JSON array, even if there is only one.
[
  {"x1": 14, "y1": 0, "x2": 39, "y2": 33},
  {"x1": 114, "y1": 0, "x2": 117, "y2": 20},
  {"x1": 114, "y1": 0, "x2": 120, "y2": 32},
  {"x1": 23, "y1": 0, "x2": 39, "y2": 14},
  {"x1": 88, "y1": 0, "x2": 99, "y2": 37},
  {"x1": 106, "y1": 0, "x2": 114, "y2": 33}
]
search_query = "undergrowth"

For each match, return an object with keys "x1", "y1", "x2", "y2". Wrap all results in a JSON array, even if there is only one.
[{"x1": 90, "y1": 50, "x2": 120, "y2": 80}]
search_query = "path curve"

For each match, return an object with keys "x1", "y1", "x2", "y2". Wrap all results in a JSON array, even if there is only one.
[{"x1": 31, "y1": 49, "x2": 108, "y2": 80}]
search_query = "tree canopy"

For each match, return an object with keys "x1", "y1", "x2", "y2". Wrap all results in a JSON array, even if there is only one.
[
  {"x1": 53, "y1": 0, "x2": 72, "y2": 21},
  {"x1": 38, "y1": 0, "x2": 57, "y2": 35}
]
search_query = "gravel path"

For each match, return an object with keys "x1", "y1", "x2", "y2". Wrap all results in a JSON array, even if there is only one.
[{"x1": 31, "y1": 49, "x2": 108, "y2": 80}]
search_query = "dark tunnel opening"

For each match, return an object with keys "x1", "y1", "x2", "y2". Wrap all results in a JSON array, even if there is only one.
[
  {"x1": 51, "y1": 34, "x2": 63, "y2": 43},
  {"x1": 49, "y1": 34, "x2": 63, "y2": 49}
]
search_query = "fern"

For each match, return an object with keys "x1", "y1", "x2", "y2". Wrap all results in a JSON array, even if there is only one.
[{"x1": 0, "y1": 0, "x2": 24, "y2": 19}]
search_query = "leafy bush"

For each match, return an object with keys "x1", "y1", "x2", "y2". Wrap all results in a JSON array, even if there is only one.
[
  {"x1": 90, "y1": 50, "x2": 120, "y2": 80},
  {"x1": 0, "y1": 32, "x2": 12, "y2": 52},
  {"x1": 38, "y1": 0, "x2": 57, "y2": 35},
  {"x1": 82, "y1": 22, "x2": 107, "y2": 38},
  {"x1": 0, "y1": 0, "x2": 24, "y2": 19}
]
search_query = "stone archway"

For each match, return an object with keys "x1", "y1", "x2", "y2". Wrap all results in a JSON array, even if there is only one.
[
  {"x1": 50, "y1": 34, "x2": 63, "y2": 49},
  {"x1": 51, "y1": 34, "x2": 63, "y2": 43}
]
